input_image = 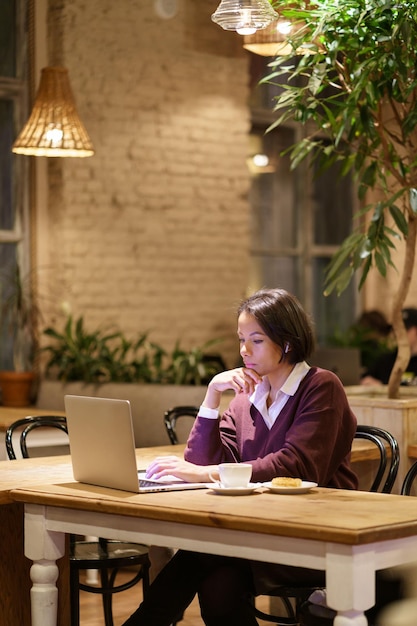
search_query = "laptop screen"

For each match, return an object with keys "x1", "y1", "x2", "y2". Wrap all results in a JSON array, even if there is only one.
[{"x1": 64, "y1": 395, "x2": 142, "y2": 492}]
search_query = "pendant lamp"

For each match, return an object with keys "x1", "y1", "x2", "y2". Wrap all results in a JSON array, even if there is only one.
[
  {"x1": 211, "y1": 0, "x2": 279, "y2": 35},
  {"x1": 12, "y1": 67, "x2": 94, "y2": 158},
  {"x1": 243, "y1": 17, "x2": 302, "y2": 56},
  {"x1": 243, "y1": 16, "x2": 316, "y2": 56}
]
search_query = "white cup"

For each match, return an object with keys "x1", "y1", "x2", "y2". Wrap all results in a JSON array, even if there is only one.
[{"x1": 216, "y1": 463, "x2": 252, "y2": 488}]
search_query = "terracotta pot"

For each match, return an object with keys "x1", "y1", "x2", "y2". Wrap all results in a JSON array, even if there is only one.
[{"x1": 0, "y1": 371, "x2": 35, "y2": 407}]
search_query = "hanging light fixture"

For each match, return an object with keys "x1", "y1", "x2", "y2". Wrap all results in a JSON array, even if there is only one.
[
  {"x1": 243, "y1": 17, "x2": 308, "y2": 56},
  {"x1": 12, "y1": 67, "x2": 94, "y2": 158},
  {"x1": 243, "y1": 18, "x2": 295, "y2": 55},
  {"x1": 211, "y1": 0, "x2": 279, "y2": 35}
]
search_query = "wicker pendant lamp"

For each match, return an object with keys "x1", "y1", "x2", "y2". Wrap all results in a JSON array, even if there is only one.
[
  {"x1": 243, "y1": 18, "x2": 299, "y2": 55},
  {"x1": 243, "y1": 2, "x2": 315, "y2": 56},
  {"x1": 12, "y1": 67, "x2": 94, "y2": 158},
  {"x1": 211, "y1": 0, "x2": 278, "y2": 35}
]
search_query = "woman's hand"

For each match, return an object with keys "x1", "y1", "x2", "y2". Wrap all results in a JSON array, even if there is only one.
[
  {"x1": 202, "y1": 367, "x2": 263, "y2": 409},
  {"x1": 145, "y1": 455, "x2": 216, "y2": 483}
]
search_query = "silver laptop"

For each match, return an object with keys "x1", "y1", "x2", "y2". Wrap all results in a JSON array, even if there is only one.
[{"x1": 64, "y1": 394, "x2": 205, "y2": 493}]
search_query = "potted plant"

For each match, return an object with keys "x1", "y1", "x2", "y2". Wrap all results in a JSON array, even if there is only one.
[
  {"x1": 38, "y1": 314, "x2": 227, "y2": 447},
  {"x1": 0, "y1": 263, "x2": 39, "y2": 406},
  {"x1": 265, "y1": 0, "x2": 417, "y2": 399},
  {"x1": 42, "y1": 313, "x2": 224, "y2": 385}
]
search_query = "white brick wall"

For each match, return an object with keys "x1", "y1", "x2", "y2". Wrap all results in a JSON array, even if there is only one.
[{"x1": 39, "y1": 0, "x2": 251, "y2": 367}]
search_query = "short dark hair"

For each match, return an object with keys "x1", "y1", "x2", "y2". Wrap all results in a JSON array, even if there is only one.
[
  {"x1": 237, "y1": 288, "x2": 315, "y2": 363},
  {"x1": 402, "y1": 308, "x2": 417, "y2": 330}
]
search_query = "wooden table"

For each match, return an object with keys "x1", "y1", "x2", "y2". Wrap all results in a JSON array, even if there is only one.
[
  {"x1": 11, "y1": 479, "x2": 417, "y2": 626},
  {"x1": 0, "y1": 406, "x2": 66, "y2": 431},
  {"x1": 0, "y1": 438, "x2": 404, "y2": 625},
  {"x1": 408, "y1": 443, "x2": 417, "y2": 459}
]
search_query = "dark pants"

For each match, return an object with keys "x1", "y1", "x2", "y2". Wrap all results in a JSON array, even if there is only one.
[{"x1": 122, "y1": 550, "x2": 325, "y2": 626}]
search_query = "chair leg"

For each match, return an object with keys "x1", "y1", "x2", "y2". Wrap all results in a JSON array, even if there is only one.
[
  {"x1": 100, "y1": 567, "x2": 115, "y2": 626},
  {"x1": 69, "y1": 566, "x2": 80, "y2": 626},
  {"x1": 142, "y1": 561, "x2": 150, "y2": 597}
]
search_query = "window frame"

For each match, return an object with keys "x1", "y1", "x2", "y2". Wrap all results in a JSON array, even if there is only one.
[{"x1": 248, "y1": 101, "x2": 359, "y2": 344}]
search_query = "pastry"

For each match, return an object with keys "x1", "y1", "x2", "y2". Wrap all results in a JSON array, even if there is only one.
[{"x1": 271, "y1": 476, "x2": 302, "y2": 488}]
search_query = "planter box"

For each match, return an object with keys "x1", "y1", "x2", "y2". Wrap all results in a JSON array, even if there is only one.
[
  {"x1": 345, "y1": 386, "x2": 417, "y2": 493},
  {"x1": 37, "y1": 380, "x2": 234, "y2": 448}
]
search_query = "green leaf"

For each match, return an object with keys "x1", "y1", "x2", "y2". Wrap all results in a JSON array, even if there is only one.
[{"x1": 389, "y1": 204, "x2": 409, "y2": 236}]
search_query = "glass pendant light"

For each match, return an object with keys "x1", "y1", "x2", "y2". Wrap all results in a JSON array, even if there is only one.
[{"x1": 211, "y1": 0, "x2": 279, "y2": 35}]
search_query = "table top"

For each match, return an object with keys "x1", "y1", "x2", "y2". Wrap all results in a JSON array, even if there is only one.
[
  {"x1": 11, "y1": 477, "x2": 417, "y2": 547},
  {"x1": 2, "y1": 440, "x2": 417, "y2": 547}
]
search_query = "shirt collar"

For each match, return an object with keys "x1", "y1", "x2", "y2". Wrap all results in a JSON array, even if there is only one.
[
  {"x1": 281, "y1": 361, "x2": 311, "y2": 395},
  {"x1": 249, "y1": 361, "x2": 311, "y2": 407}
]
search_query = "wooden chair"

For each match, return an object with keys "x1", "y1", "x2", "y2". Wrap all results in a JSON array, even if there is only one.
[
  {"x1": 163, "y1": 405, "x2": 199, "y2": 444},
  {"x1": 354, "y1": 424, "x2": 400, "y2": 493},
  {"x1": 5, "y1": 415, "x2": 150, "y2": 626},
  {"x1": 251, "y1": 424, "x2": 401, "y2": 626}
]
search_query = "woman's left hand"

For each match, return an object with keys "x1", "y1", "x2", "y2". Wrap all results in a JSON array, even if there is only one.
[{"x1": 145, "y1": 455, "x2": 213, "y2": 483}]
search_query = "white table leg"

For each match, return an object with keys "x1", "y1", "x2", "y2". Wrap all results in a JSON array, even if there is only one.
[
  {"x1": 24, "y1": 504, "x2": 65, "y2": 626},
  {"x1": 326, "y1": 543, "x2": 375, "y2": 626},
  {"x1": 333, "y1": 613, "x2": 368, "y2": 626}
]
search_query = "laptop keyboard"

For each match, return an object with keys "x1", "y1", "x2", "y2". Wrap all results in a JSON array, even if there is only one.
[{"x1": 139, "y1": 478, "x2": 165, "y2": 488}]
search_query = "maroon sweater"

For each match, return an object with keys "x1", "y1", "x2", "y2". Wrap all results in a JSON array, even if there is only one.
[{"x1": 185, "y1": 366, "x2": 358, "y2": 489}]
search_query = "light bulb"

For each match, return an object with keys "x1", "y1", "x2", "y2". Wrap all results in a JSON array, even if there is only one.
[
  {"x1": 277, "y1": 20, "x2": 292, "y2": 35},
  {"x1": 253, "y1": 153, "x2": 269, "y2": 167},
  {"x1": 237, "y1": 26, "x2": 257, "y2": 35},
  {"x1": 236, "y1": 8, "x2": 258, "y2": 35},
  {"x1": 45, "y1": 126, "x2": 64, "y2": 147}
]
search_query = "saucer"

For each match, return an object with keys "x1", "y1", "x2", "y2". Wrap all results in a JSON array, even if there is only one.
[
  {"x1": 206, "y1": 482, "x2": 260, "y2": 496},
  {"x1": 262, "y1": 480, "x2": 318, "y2": 494}
]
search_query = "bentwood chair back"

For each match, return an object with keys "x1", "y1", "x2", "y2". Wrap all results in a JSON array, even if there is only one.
[
  {"x1": 164, "y1": 405, "x2": 199, "y2": 444},
  {"x1": 354, "y1": 424, "x2": 400, "y2": 493},
  {"x1": 5, "y1": 415, "x2": 150, "y2": 626},
  {"x1": 401, "y1": 460, "x2": 417, "y2": 496}
]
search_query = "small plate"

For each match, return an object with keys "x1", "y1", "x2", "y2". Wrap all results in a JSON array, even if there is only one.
[
  {"x1": 206, "y1": 482, "x2": 261, "y2": 496},
  {"x1": 263, "y1": 480, "x2": 318, "y2": 494}
]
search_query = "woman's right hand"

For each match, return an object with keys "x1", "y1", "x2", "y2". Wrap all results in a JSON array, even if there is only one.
[{"x1": 202, "y1": 367, "x2": 262, "y2": 409}]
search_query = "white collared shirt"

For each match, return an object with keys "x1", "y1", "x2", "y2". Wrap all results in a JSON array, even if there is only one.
[{"x1": 249, "y1": 361, "x2": 311, "y2": 429}]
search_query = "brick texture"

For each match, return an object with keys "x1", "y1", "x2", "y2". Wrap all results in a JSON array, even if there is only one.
[{"x1": 39, "y1": 0, "x2": 251, "y2": 367}]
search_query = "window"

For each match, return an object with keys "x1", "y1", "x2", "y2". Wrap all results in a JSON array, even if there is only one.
[
  {"x1": 248, "y1": 56, "x2": 357, "y2": 344},
  {"x1": 0, "y1": 0, "x2": 30, "y2": 368}
]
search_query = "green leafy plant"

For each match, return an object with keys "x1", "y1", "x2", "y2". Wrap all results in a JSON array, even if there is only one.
[
  {"x1": 266, "y1": 0, "x2": 417, "y2": 397},
  {"x1": 161, "y1": 339, "x2": 225, "y2": 386},
  {"x1": 42, "y1": 314, "x2": 224, "y2": 385}
]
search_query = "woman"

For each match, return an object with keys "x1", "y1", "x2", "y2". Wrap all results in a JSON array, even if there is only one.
[{"x1": 123, "y1": 288, "x2": 358, "y2": 626}]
